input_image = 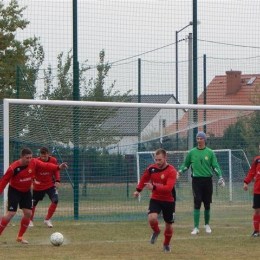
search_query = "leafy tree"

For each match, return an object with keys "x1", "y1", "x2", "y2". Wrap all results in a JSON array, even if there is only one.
[
  {"x1": 0, "y1": 0, "x2": 44, "y2": 102},
  {"x1": 28, "y1": 49, "x2": 132, "y2": 148},
  {"x1": 41, "y1": 49, "x2": 131, "y2": 102}
]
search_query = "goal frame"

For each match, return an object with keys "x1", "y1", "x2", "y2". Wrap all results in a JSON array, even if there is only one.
[
  {"x1": 136, "y1": 149, "x2": 250, "y2": 202},
  {"x1": 3, "y1": 98, "x2": 260, "y2": 213}
]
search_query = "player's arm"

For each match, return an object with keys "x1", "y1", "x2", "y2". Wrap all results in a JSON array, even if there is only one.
[
  {"x1": 134, "y1": 168, "x2": 151, "y2": 197},
  {"x1": 210, "y1": 151, "x2": 225, "y2": 187},
  {"x1": 244, "y1": 158, "x2": 257, "y2": 186},
  {"x1": 35, "y1": 158, "x2": 68, "y2": 172},
  {"x1": 211, "y1": 152, "x2": 223, "y2": 178},
  {"x1": 178, "y1": 152, "x2": 191, "y2": 175},
  {"x1": 0, "y1": 167, "x2": 13, "y2": 194},
  {"x1": 53, "y1": 157, "x2": 61, "y2": 188}
]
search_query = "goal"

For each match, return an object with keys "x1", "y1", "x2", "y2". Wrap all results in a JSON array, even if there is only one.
[
  {"x1": 136, "y1": 149, "x2": 251, "y2": 202},
  {"x1": 2, "y1": 98, "x2": 259, "y2": 222}
]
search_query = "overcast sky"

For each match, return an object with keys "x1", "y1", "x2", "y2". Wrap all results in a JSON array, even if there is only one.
[{"x1": 4, "y1": 0, "x2": 260, "y2": 102}]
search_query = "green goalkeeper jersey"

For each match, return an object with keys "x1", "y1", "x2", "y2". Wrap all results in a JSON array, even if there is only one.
[{"x1": 179, "y1": 147, "x2": 222, "y2": 178}]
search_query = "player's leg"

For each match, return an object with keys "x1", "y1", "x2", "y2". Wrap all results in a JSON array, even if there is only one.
[
  {"x1": 16, "y1": 190, "x2": 32, "y2": 244},
  {"x1": 162, "y1": 201, "x2": 175, "y2": 252},
  {"x1": 191, "y1": 178, "x2": 202, "y2": 234},
  {"x1": 202, "y1": 178, "x2": 213, "y2": 234},
  {"x1": 44, "y1": 186, "x2": 58, "y2": 228},
  {"x1": 252, "y1": 194, "x2": 260, "y2": 236},
  {"x1": 148, "y1": 199, "x2": 161, "y2": 244},
  {"x1": 0, "y1": 186, "x2": 19, "y2": 235},
  {"x1": 29, "y1": 190, "x2": 44, "y2": 227}
]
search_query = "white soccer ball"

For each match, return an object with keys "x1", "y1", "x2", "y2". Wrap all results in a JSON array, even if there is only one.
[{"x1": 50, "y1": 232, "x2": 64, "y2": 246}]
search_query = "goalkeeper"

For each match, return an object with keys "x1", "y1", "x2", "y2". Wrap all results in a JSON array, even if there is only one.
[{"x1": 178, "y1": 132, "x2": 224, "y2": 235}]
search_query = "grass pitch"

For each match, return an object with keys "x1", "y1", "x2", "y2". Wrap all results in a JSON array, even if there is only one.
[{"x1": 0, "y1": 215, "x2": 257, "y2": 260}]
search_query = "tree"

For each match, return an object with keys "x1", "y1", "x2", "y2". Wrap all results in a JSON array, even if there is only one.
[
  {"x1": 31, "y1": 49, "x2": 131, "y2": 148},
  {"x1": 41, "y1": 49, "x2": 131, "y2": 102},
  {"x1": 0, "y1": 0, "x2": 44, "y2": 102}
]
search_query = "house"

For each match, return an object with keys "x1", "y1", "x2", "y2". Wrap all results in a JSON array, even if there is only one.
[
  {"x1": 103, "y1": 94, "x2": 185, "y2": 154},
  {"x1": 165, "y1": 70, "x2": 260, "y2": 138}
]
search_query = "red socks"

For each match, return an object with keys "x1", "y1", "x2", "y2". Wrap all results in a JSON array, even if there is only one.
[
  {"x1": 0, "y1": 216, "x2": 10, "y2": 235},
  {"x1": 164, "y1": 227, "x2": 173, "y2": 246},
  {"x1": 253, "y1": 214, "x2": 260, "y2": 231},
  {"x1": 45, "y1": 203, "x2": 57, "y2": 220},
  {"x1": 18, "y1": 217, "x2": 30, "y2": 237},
  {"x1": 150, "y1": 220, "x2": 160, "y2": 234}
]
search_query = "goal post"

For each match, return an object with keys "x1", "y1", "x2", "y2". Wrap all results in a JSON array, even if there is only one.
[
  {"x1": 136, "y1": 149, "x2": 250, "y2": 202},
  {"x1": 2, "y1": 98, "x2": 258, "y2": 221}
]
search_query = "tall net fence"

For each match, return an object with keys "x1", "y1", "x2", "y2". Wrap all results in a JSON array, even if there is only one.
[
  {"x1": 2, "y1": 99, "x2": 259, "y2": 223},
  {"x1": 0, "y1": 0, "x2": 260, "y2": 225},
  {"x1": 1, "y1": 1, "x2": 259, "y2": 103}
]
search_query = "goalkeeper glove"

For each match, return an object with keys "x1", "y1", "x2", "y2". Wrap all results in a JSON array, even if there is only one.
[{"x1": 218, "y1": 177, "x2": 225, "y2": 188}]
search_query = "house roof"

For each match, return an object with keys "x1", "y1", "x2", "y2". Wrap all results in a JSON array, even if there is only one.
[
  {"x1": 165, "y1": 72, "x2": 260, "y2": 137},
  {"x1": 103, "y1": 94, "x2": 175, "y2": 135}
]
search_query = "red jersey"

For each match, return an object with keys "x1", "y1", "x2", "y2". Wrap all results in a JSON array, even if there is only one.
[
  {"x1": 136, "y1": 164, "x2": 177, "y2": 202},
  {"x1": 33, "y1": 156, "x2": 60, "y2": 191},
  {"x1": 0, "y1": 158, "x2": 60, "y2": 194},
  {"x1": 244, "y1": 156, "x2": 260, "y2": 194}
]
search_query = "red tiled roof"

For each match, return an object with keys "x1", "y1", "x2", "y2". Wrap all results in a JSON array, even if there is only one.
[{"x1": 165, "y1": 72, "x2": 260, "y2": 137}]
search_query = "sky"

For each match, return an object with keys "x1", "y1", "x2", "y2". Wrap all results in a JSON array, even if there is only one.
[{"x1": 3, "y1": 0, "x2": 260, "y2": 103}]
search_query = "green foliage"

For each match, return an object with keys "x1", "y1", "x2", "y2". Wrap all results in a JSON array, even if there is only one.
[
  {"x1": 0, "y1": 0, "x2": 44, "y2": 102},
  {"x1": 41, "y1": 49, "x2": 131, "y2": 102}
]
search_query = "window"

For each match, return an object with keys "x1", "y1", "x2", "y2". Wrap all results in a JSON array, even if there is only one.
[{"x1": 247, "y1": 77, "x2": 257, "y2": 85}]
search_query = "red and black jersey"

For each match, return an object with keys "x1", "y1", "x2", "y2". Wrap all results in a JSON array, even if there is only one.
[
  {"x1": 136, "y1": 164, "x2": 177, "y2": 202},
  {"x1": 244, "y1": 156, "x2": 260, "y2": 194},
  {"x1": 0, "y1": 158, "x2": 60, "y2": 194},
  {"x1": 33, "y1": 156, "x2": 60, "y2": 191}
]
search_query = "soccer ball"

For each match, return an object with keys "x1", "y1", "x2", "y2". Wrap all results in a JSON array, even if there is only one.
[{"x1": 50, "y1": 232, "x2": 64, "y2": 246}]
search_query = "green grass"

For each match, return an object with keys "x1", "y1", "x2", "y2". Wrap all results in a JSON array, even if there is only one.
[{"x1": 0, "y1": 214, "x2": 257, "y2": 260}]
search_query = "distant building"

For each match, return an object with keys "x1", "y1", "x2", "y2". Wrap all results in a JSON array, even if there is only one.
[
  {"x1": 103, "y1": 94, "x2": 185, "y2": 154},
  {"x1": 165, "y1": 71, "x2": 260, "y2": 138}
]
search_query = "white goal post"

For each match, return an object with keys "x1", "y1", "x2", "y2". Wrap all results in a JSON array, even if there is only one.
[
  {"x1": 2, "y1": 98, "x2": 259, "y2": 215},
  {"x1": 136, "y1": 149, "x2": 251, "y2": 202}
]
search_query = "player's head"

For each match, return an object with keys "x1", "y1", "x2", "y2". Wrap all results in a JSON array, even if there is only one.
[
  {"x1": 154, "y1": 148, "x2": 167, "y2": 169},
  {"x1": 39, "y1": 146, "x2": 50, "y2": 162},
  {"x1": 196, "y1": 132, "x2": 207, "y2": 148},
  {"x1": 20, "y1": 148, "x2": 33, "y2": 166}
]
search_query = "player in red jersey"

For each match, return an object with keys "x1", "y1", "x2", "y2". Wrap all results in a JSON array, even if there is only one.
[
  {"x1": 0, "y1": 148, "x2": 67, "y2": 244},
  {"x1": 244, "y1": 145, "x2": 260, "y2": 237},
  {"x1": 29, "y1": 146, "x2": 60, "y2": 228},
  {"x1": 134, "y1": 148, "x2": 177, "y2": 252}
]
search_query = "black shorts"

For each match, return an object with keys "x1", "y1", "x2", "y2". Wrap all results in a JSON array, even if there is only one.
[
  {"x1": 192, "y1": 177, "x2": 213, "y2": 205},
  {"x1": 32, "y1": 186, "x2": 58, "y2": 204},
  {"x1": 253, "y1": 194, "x2": 260, "y2": 209},
  {"x1": 7, "y1": 185, "x2": 33, "y2": 212},
  {"x1": 148, "y1": 199, "x2": 175, "y2": 224}
]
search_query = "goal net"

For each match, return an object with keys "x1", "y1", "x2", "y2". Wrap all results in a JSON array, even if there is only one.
[
  {"x1": 136, "y1": 149, "x2": 251, "y2": 202},
  {"x1": 1, "y1": 99, "x2": 258, "y2": 223}
]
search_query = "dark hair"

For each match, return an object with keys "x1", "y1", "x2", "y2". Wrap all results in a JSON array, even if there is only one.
[
  {"x1": 21, "y1": 148, "x2": 32, "y2": 157},
  {"x1": 155, "y1": 148, "x2": 167, "y2": 157},
  {"x1": 40, "y1": 146, "x2": 50, "y2": 154}
]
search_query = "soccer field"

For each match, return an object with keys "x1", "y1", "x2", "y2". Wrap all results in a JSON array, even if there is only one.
[{"x1": 0, "y1": 215, "x2": 257, "y2": 260}]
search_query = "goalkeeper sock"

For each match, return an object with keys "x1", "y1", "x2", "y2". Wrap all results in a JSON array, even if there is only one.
[
  {"x1": 150, "y1": 220, "x2": 160, "y2": 234},
  {"x1": 194, "y1": 209, "x2": 200, "y2": 228},
  {"x1": 204, "y1": 209, "x2": 210, "y2": 225},
  {"x1": 163, "y1": 227, "x2": 173, "y2": 246},
  {"x1": 253, "y1": 214, "x2": 260, "y2": 232}
]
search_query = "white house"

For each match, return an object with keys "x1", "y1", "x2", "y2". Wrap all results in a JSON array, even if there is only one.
[{"x1": 103, "y1": 94, "x2": 185, "y2": 154}]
